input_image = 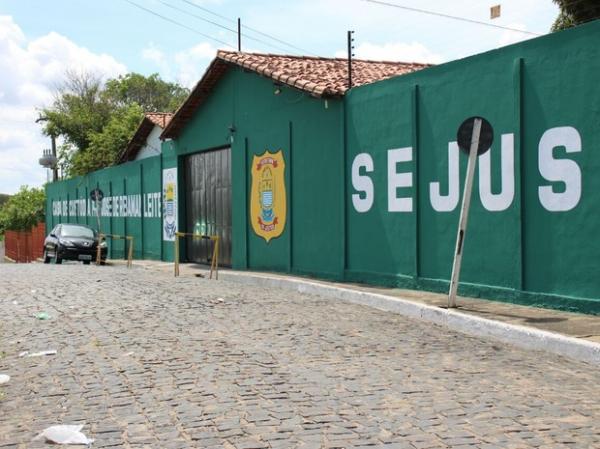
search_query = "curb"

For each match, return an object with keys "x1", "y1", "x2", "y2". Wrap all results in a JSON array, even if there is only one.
[{"x1": 218, "y1": 271, "x2": 600, "y2": 366}]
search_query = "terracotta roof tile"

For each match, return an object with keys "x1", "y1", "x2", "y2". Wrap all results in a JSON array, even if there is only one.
[
  {"x1": 144, "y1": 112, "x2": 173, "y2": 129},
  {"x1": 161, "y1": 51, "x2": 433, "y2": 139},
  {"x1": 217, "y1": 50, "x2": 430, "y2": 97}
]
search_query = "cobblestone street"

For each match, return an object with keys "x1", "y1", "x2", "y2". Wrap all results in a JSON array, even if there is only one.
[{"x1": 0, "y1": 263, "x2": 599, "y2": 448}]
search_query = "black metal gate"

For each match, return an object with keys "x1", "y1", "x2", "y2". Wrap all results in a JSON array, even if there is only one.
[{"x1": 184, "y1": 147, "x2": 232, "y2": 266}]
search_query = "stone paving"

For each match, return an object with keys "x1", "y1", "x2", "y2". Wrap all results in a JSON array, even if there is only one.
[{"x1": 0, "y1": 263, "x2": 599, "y2": 449}]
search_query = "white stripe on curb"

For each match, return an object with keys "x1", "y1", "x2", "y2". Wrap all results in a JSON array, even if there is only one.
[{"x1": 219, "y1": 271, "x2": 600, "y2": 366}]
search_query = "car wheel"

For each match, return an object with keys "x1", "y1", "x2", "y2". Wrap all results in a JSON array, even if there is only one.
[
  {"x1": 53, "y1": 248, "x2": 62, "y2": 265},
  {"x1": 83, "y1": 260, "x2": 91, "y2": 265},
  {"x1": 43, "y1": 249, "x2": 50, "y2": 264}
]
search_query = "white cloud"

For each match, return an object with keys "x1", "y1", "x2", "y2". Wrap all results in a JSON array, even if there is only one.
[
  {"x1": 174, "y1": 42, "x2": 217, "y2": 88},
  {"x1": 497, "y1": 23, "x2": 535, "y2": 47},
  {"x1": 335, "y1": 41, "x2": 444, "y2": 64},
  {"x1": 142, "y1": 41, "x2": 217, "y2": 88},
  {"x1": 142, "y1": 42, "x2": 173, "y2": 80},
  {"x1": 142, "y1": 44, "x2": 166, "y2": 66},
  {"x1": 0, "y1": 15, "x2": 126, "y2": 194}
]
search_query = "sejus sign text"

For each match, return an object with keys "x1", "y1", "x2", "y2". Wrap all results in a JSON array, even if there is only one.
[
  {"x1": 352, "y1": 126, "x2": 582, "y2": 214},
  {"x1": 51, "y1": 192, "x2": 162, "y2": 218}
]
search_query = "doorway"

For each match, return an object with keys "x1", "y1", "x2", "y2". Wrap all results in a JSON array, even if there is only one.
[{"x1": 184, "y1": 147, "x2": 232, "y2": 266}]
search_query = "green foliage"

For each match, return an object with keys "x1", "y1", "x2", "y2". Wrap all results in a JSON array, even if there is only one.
[
  {"x1": 552, "y1": 0, "x2": 600, "y2": 31},
  {"x1": 39, "y1": 71, "x2": 189, "y2": 178},
  {"x1": 0, "y1": 186, "x2": 45, "y2": 233},
  {"x1": 104, "y1": 73, "x2": 190, "y2": 113},
  {"x1": 0, "y1": 194, "x2": 10, "y2": 209},
  {"x1": 41, "y1": 71, "x2": 112, "y2": 151},
  {"x1": 70, "y1": 104, "x2": 143, "y2": 176}
]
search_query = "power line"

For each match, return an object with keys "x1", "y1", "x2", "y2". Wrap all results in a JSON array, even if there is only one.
[
  {"x1": 362, "y1": 0, "x2": 543, "y2": 36},
  {"x1": 123, "y1": 0, "x2": 236, "y2": 49},
  {"x1": 179, "y1": 0, "x2": 317, "y2": 55},
  {"x1": 241, "y1": 22, "x2": 317, "y2": 56},
  {"x1": 159, "y1": 0, "x2": 294, "y2": 54},
  {"x1": 179, "y1": 0, "x2": 235, "y2": 23}
]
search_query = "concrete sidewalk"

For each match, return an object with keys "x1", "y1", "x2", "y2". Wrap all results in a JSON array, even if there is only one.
[{"x1": 113, "y1": 259, "x2": 600, "y2": 363}]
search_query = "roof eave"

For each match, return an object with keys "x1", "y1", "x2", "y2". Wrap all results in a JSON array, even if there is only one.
[
  {"x1": 160, "y1": 58, "x2": 229, "y2": 140},
  {"x1": 118, "y1": 117, "x2": 154, "y2": 163}
]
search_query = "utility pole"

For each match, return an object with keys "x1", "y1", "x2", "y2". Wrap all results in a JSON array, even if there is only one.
[
  {"x1": 50, "y1": 134, "x2": 58, "y2": 181},
  {"x1": 35, "y1": 116, "x2": 58, "y2": 182},
  {"x1": 238, "y1": 18, "x2": 241, "y2": 51},
  {"x1": 347, "y1": 30, "x2": 355, "y2": 89}
]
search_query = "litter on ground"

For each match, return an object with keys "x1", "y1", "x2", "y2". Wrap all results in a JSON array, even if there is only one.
[
  {"x1": 19, "y1": 350, "x2": 57, "y2": 358},
  {"x1": 33, "y1": 424, "x2": 94, "y2": 445}
]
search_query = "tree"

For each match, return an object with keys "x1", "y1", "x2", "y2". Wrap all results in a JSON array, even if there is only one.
[
  {"x1": 41, "y1": 70, "x2": 112, "y2": 152},
  {"x1": 104, "y1": 73, "x2": 190, "y2": 113},
  {"x1": 552, "y1": 0, "x2": 600, "y2": 31},
  {"x1": 70, "y1": 104, "x2": 143, "y2": 176},
  {"x1": 39, "y1": 71, "x2": 189, "y2": 178},
  {"x1": 0, "y1": 186, "x2": 45, "y2": 233},
  {"x1": 0, "y1": 194, "x2": 10, "y2": 209}
]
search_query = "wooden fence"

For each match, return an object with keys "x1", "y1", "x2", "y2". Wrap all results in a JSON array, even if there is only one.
[{"x1": 4, "y1": 222, "x2": 45, "y2": 263}]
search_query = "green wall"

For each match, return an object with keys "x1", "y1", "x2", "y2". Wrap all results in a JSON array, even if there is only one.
[
  {"x1": 172, "y1": 68, "x2": 344, "y2": 277},
  {"x1": 45, "y1": 156, "x2": 162, "y2": 260},
  {"x1": 44, "y1": 20, "x2": 600, "y2": 314},
  {"x1": 345, "y1": 21, "x2": 600, "y2": 313}
]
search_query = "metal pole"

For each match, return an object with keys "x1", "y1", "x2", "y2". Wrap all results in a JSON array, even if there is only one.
[
  {"x1": 127, "y1": 237, "x2": 133, "y2": 268},
  {"x1": 95, "y1": 198, "x2": 101, "y2": 234},
  {"x1": 347, "y1": 31, "x2": 354, "y2": 89},
  {"x1": 95, "y1": 198, "x2": 102, "y2": 265},
  {"x1": 237, "y1": 18, "x2": 241, "y2": 51},
  {"x1": 215, "y1": 237, "x2": 219, "y2": 280},
  {"x1": 448, "y1": 118, "x2": 482, "y2": 308},
  {"x1": 51, "y1": 135, "x2": 58, "y2": 182},
  {"x1": 96, "y1": 234, "x2": 103, "y2": 265},
  {"x1": 174, "y1": 233, "x2": 180, "y2": 277}
]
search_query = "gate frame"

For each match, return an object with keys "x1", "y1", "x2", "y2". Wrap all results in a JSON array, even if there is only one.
[{"x1": 174, "y1": 232, "x2": 220, "y2": 279}]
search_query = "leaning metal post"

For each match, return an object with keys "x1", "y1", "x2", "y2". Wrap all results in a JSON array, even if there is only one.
[
  {"x1": 174, "y1": 233, "x2": 180, "y2": 277},
  {"x1": 127, "y1": 236, "x2": 133, "y2": 269},
  {"x1": 215, "y1": 237, "x2": 219, "y2": 280},
  {"x1": 96, "y1": 234, "x2": 104, "y2": 265},
  {"x1": 209, "y1": 236, "x2": 219, "y2": 280},
  {"x1": 448, "y1": 118, "x2": 482, "y2": 308}
]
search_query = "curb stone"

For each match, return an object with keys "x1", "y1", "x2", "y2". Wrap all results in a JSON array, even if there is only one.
[{"x1": 218, "y1": 271, "x2": 600, "y2": 366}]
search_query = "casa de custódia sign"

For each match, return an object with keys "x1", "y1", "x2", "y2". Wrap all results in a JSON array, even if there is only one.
[
  {"x1": 51, "y1": 192, "x2": 162, "y2": 218},
  {"x1": 250, "y1": 150, "x2": 287, "y2": 242}
]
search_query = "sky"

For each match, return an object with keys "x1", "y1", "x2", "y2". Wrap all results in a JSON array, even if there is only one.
[{"x1": 0, "y1": 0, "x2": 559, "y2": 194}]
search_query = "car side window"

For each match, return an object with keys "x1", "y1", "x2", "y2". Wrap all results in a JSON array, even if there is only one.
[{"x1": 53, "y1": 225, "x2": 61, "y2": 236}]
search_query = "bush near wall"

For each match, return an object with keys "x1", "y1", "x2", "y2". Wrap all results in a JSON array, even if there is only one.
[{"x1": 0, "y1": 186, "x2": 45, "y2": 234}]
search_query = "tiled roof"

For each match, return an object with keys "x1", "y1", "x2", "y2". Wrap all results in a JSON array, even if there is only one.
[
  {"x1": 118, "y1": 113, "x2": 173, "y2": 163},
  {"x1": 161, "y1": 51, "x2": 432, "y2": 139},
  {"x1": 217, "y1": 50, "x2": 430, "y2": 97},
  {"x1": 145, "y1": 112, "x2": 173, "y2": 129}
]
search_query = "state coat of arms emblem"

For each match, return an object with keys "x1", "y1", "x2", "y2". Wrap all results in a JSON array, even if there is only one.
[{"x1": 250, "y1": 150, "x2": 286, "y2": 242}]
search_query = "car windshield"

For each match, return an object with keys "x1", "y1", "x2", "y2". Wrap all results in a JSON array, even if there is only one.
[{"x1": 60, "y1": 225, "x2": 95, "y2": 239}]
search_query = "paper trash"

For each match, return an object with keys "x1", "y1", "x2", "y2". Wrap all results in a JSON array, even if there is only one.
[{"x1": 34, "y1": 424, "x2": 94, "y2": 445}]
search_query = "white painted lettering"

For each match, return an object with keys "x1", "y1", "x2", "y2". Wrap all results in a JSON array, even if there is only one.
[
  {"x1": 387, "y1": 147, "x2": 413, "y2": 212},
  {"x1": 479, "y1": 133, "x2": 515, "y2": 211},
  {"x1": 430, "y1": 142, "x2": 460, "y2": 212},
  {"x1": 351, "y1": 153, "x2": 375, "y2": 213},
  {"x1": 538, "y1": 126, "x2": 582, "y2": 212}
]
